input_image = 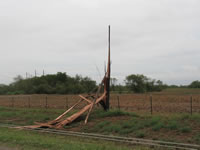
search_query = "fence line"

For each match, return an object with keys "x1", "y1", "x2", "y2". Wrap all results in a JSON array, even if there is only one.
[{"x1": 0, "y1": 94, "x2": 199, "y2": 114}]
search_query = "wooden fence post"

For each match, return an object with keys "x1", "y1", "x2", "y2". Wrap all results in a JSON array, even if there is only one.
[
  {"x1": 117, "y1": 95, "x2": 120, "y2": 110},
  {"x1": 150, "y1": 95, "x2": 153, "y2": 115},
  {"x1": 190, "y1": 96, "x2": 193, "y2": 115},
  {"x1": 45, "y1": 96, "x2": 48, "y2": 109},
  {"x1": 28, "y1": 96, "x2": 30, "y2": 108},
  {"x1": 11, "y1": 97, "x2": 14, "y2": 108},
  {"x1": 66, "y1": 97, "x2": 68, "y2": 109}
]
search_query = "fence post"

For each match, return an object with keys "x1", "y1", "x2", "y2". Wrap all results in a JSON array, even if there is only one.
[
  {"x1": 117, "y1": 95, "x2": 120, "y2": 110},
  {"x1": 65, "y1": 97, "x2": 68, "y2": 109},
  {"x1": 28, "y1": 96, "x2": 30, "y2": 108},
  {"x1": 190, "y1": 95, "x2": 193, "y2": 115},
  {"x1": 45, "y1": 96, "x2": 48, "y2": 109},
  {"x1": 150, "y1": 95, "x2": 153, "y2": 115},
  {"x1": 11, "y1": 97, "x2": 14, "y2": 108}
]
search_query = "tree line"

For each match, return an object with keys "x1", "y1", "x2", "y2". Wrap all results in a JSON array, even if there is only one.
[
  {"x1": 0, "y1": 72, "x2": 96, "y2": 95},
  {"x1": 0, "y1": 72, "x2": 199, "y2": 95}
]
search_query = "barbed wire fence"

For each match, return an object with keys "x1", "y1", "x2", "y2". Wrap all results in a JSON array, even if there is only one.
[{"x1": 0, "y1": 94, "x2": 199, "y2": 115}]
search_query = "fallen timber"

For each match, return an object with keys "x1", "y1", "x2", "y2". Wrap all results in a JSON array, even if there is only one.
[
  {"x1": 1, "y1": 123, "x2": 199, "y2": 150},
  {"x1": 17, "y1": 26, "x2": 111, "y2": 129}
]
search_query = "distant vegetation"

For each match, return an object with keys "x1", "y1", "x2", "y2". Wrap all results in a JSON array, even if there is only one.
[
  {"x1": 188, "y1": 80, "x2": 200, "y2": 88},
  {"x1": 0, "y1": 72, "x2": 199, "y2": 95},
  {"x1": 0, "y1": 72, "x2": 97, "y2": 95},
  {"x1": 124, "y1": 74, "x2": 167, "y2": 93}
]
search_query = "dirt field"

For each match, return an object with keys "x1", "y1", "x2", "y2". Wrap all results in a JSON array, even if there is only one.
[{"x1": 0, "y1": 93, "x2": 199, "y2": 114}]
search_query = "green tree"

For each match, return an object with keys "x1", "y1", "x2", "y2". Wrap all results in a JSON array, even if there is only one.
[
  {"x1": 125, "y1": 74, "x2": 166, "y2": 93},
  {"x1": 0, "y1": 72, "x2": 97, "y2": 95},
  {"x1": 125, "y1": 74, "x2": 149, "y2": 93},
  {"x1": 189, "y1": 80, "x2": 200, "y2": 88}
]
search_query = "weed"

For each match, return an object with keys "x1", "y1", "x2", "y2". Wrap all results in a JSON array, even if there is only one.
[
  {"x1": 119, "y1": 128, "x2": 135, "y2": 135},
  {"x1": 135, "y1": 131, "x2": 145, "y2": 138},
  {"x1": 179, "y1": 114, "x2": 190, "y2": 121},
  {"x1": 95, "y1": 121, "x2": 111, "y2": 131},
  {"x1": 190, "y1": 114, "x2": 200, "y2": 123},
  {"x1": 165, "y1": 121, "x2": 178, "y2": 130},
  {"x1": 92, "y1": 109, "x2": 138, "y2": 118},
  {"x1": 121, "y1": 120, "x2": 135, "y2": 129},
  {"x1": 179, "y1": 127, "x2": 191, "y2": 133},
  {"x1": 193, "y1": 134, "x2": 200, "y2": 144},
  {"x1": 152, "y1": 122, "x2": 164, "y2": 131},
  {"x1": 102, "y1": 124, "x2": 121, "y2": 133}
]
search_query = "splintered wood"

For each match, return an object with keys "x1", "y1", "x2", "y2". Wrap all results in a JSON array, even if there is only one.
[
  {"x1": 17, "y1": 26, "x2": 111, "y2": 129},
  {"x1": 19, "y1": 79, "x2": 108, "y2": 129}
]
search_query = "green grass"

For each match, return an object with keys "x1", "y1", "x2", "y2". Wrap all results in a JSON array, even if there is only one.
[
  {"x1": 86, "y1": 111, "x2": 198, "y2": 139},
  {"x1": 179, "y1": 127, "x2": 192, "y2": 133},
  {"x1": 0, "y1": 127, "x2": 152, "y2": 150},
  {"x1": 152, "y1": 122, "x2": 164, "y2": 131},
  {"x1": 91, "y1": 109, "x2": 139, "y2": 118},
  {"x1": 0, "y1": 106, "x2": 69, "y2": 125},
  {"x1": 193, "y1": 134, "x2": 200, "y2": 143},
  {"x1": 135, "y1": 131, "x2": 145, "y2": 138},
  {"x1": 165, "y1": 120, "x2": 178, "y2": 130},
  {"x1": 0, "y1": 106, "x2": 199, "y2": 144}
]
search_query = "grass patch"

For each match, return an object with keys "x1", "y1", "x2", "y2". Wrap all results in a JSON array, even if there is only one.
[
  {"x1": 152, "y1": 122, "x2": 164, "y2": 131},
  {"x1": 190, "y1": 114, "x2": 200, "y2": 123},
  {"x1": 0, "y1": 106, "x2": 71, "y2": 125},
  {"x1": 165, "y1": 120, "x2": 178, "y2": 130},
  {"x1": 135, "y1": 131, "x2": 145, "y2": 138},
  {"x1": 193, "y1": 134, "x2": 200, "y2": 144},
  {"x1": 0, "y1": 106, "x2": 200, "y2": 145},
  {"x1": 92, "y1": 109, "x2": 138, "y2": 118},
  {"x1": 179, "y1": 127, "x2": 191, "y2": 133},
  {"x1": 0, "y1": 127, "x2": 136, "y2": 150}
]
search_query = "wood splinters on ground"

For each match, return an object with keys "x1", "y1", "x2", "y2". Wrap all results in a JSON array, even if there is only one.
[{"x1": 16, "y1": 26, "x2": 111, "y2": 130}]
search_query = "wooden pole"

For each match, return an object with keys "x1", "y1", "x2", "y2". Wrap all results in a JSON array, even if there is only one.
[
  {"x1": 11, "y1": 97, "x2": 14, "y2": 108},
  {"x1": 190, "y1": 95, "x2": 193, "y2": 115},
  {"x1": 45, "y1": 96, "x2": 48, "y2": 109},
  {"x1": 117, "y1": 95, "x2": 120, "y2": 110},
  {"x1": 66, "y1": 97, "x2": 68, "y2": 109},
  {"x1": 105, "y1": 25, "x2": 111, "y2": 110},
  {"x1": 28, "y1": 96, "x2": 30, "y2": 108},
  {"x1": 150, "y1": 95, "x2": 153, "y2": 115}
]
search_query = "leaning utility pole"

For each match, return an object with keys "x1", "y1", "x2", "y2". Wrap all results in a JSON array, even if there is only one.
[
  {"x1": 105, "y1": 25, "x2": 111, "y2": 110},
  {"x1": 20, "y1": 26, "x2": 112, "y2": 129}
]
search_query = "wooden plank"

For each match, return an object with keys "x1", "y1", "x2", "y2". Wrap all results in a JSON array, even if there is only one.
[
  {"x1": 79, "y1": 95, "x2": 92, "y2": 104},
  {"x1": 56, "y1": 92, "x2": 106, "y2": 128},
  {"x1": 54, "y1": 99, "x2": 83, "y2": 121},
  {"x1": 44, "y1": 99, "x2": 83, "y2": 125}
]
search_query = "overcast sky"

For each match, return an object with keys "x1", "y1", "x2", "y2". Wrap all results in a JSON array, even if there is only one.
[{"x1": 0, "y1": 0, "x2": 200, "y2": 85}]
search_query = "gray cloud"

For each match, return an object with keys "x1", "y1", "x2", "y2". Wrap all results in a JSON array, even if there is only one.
[{"x1": 0, "y1": 0, "x2": 200, "y2": 85}]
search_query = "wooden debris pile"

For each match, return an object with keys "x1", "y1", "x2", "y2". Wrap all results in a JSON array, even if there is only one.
[{"x1": 20, "y1": 26, "x2": 111, "y2": 129}]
